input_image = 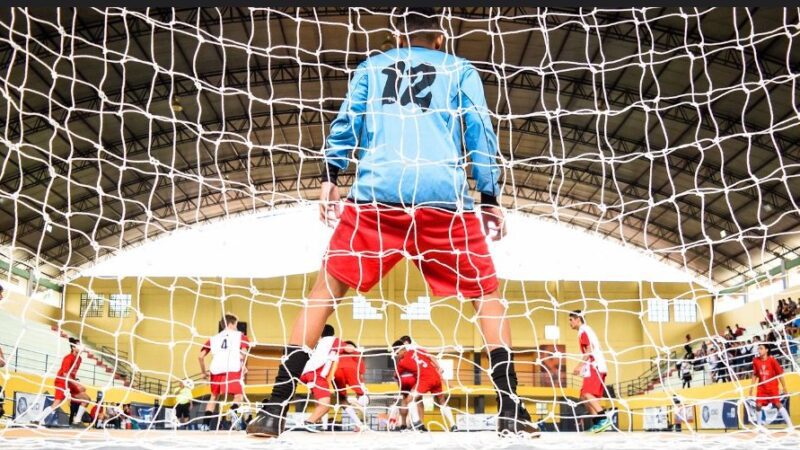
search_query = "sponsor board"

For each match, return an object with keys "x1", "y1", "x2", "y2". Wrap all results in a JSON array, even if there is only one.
[
  {"x1": 743, "y1": 397, "x2": 790, "y2": 426},
  {"x1": 456, "y1": 413, "x2": 497, "y2": 431},
  {"x1": 699, "y1": 401, "x2": 738, "y2": 430}
]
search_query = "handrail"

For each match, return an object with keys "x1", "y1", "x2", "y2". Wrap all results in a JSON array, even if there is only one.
[{"x1": 0, "y1": 340, "x2": 126, "y2": 388}]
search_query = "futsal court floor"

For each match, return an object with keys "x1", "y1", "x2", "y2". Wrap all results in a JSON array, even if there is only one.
[{"x1": 1, "y1": 428, "x2": 799, "y2": 450}]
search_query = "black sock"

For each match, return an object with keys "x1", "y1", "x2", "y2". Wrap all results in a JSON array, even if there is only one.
[
  {"x1": 489, "y1": 348, "x2": 519, "y2": 412},
  {"x1": 594, "y1": 409, "x2": 607, "y2": 425},
  {"x1": 203, "y1": 410, "x2": 213, "y2": 426},
  {"x1": 265, "y1": 346, "x2": 310, "y2": 413}
]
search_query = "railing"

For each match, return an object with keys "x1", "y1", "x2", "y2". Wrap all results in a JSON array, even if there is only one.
[
  {"x1": 617, "y1": 340, "x2": 800, "y2": 396},
  {"x1": 0, "y1": 341, "x2": 126, "y2": 387}
]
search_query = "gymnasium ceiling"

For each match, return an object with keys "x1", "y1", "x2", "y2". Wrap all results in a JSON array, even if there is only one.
[{"x1": 0, "y1": 7, "x2": 798, "y2": 286}]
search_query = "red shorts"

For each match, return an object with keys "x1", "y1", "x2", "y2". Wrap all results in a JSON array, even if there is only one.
[
  {"x1": 300, "y1": 368, "x2": 331, "y2": 400},
  {"x1": 756, "y1": 388, "x2": 781, "y2": 408},
  {"x1": 54, "y1": 378, "x2": 83, "y2": 402},
  {"x1": 332, "y1": 367, "x2": 365, "y2": 397},
  {"x1": 324, "y1": 203, "x2": 498, "y2": 298},
  {"x1": 399, "y1": 375, "x2": 416, "y2": 393},
  {"x1": 209, "y1": 372, "x2": 243, "y2": 397},
  {"x1": 415, "y1": 375, "x2": 443, "y2": 395},
  {"x1": 580, "y1": 367, "x2": 606, "y2": 398}
]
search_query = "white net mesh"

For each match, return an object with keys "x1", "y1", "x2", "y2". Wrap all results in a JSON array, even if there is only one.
[{"x1": 0, "y1": 6, "x2": 799, "y2": 447}]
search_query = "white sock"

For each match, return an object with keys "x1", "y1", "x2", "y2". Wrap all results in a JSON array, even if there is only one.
[
  {"x1": 37, "y1": 405, "x2": 55, "y2": 423},
  {"x1": 73, "y1": 405, "x2": 86, "y2": 424},
  {"x1": 345, "y1": 406, "x2": 363, "y2": 427},
  {"x1": 756, "y1": 409, "x2": 764, "y2": 426},
  {"x1": 408, "y1": 400, "x2": 421, "y2": 423},
  {"x1": 356, "y1": 395, "x2": 369, "y2": 408},
  {"x1": 388, "y1": 405, "x2": 400, "y2": 430},
  {"x1": 321, "y1": 414, "x2": 329, "y2": 426},
  {"x1": 778, "y1": 406, "x2": 793, "y2": 428},
  {"x1": 440, "y1": 405, "x2": 455, "y2": 428}
]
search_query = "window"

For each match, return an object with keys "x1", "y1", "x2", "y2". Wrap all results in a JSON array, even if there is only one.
[
  {"x1": 647, "y1": 298, "x2": 669, "y2": 323},
  {"x1": 715, "y1": 294, "x2": 746, "y2": 314},
  {"x1": 401, "y1": 296, "x2": 431, "y2": 321},
  {"x1": 31, "y1": 287, "x2": 62, "y2": 308},
  {"x1": 352, "y1": 295, "x2": 382, "y2": 320},
  {"x1": 673, "y1": 300, "x2": 698, "y2": 322},
  {"x1": 108, "y1": 294, "x2": 132, "y2": 318},
  {"x1": 80, "y1": 293, "x2": 105, "y2": 317}
]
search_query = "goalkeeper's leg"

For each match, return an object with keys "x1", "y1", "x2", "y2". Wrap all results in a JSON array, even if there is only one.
[{"x1": 246, "y1": 270, "x2": 348, "y2": 437}]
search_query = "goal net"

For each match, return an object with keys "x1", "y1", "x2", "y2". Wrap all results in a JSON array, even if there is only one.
[{"x1": 0, "y1": 6, "x2": 799, "y2": 442}]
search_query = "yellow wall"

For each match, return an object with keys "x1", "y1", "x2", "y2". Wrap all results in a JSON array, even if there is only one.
[
  {"x1": 709, "y1": 285, "x2": 800, "y2": 336},
  {"x1": 63, "y1": 268, "x2": 712, "y2": 386},
  {"x1": 0, "y1": 290, "x2": 62, "y2": 328}
]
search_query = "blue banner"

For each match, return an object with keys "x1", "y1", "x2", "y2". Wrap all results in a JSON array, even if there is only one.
[{"x1": 743, "y1": 397, "x2": 790, "y2": 425}]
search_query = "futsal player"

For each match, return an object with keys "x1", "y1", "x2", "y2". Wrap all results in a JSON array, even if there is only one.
[
  {"x1": 198, "y1": 314, "x2": 250, "y2": 431},
  {"x1": 35, "y1": 337, "x2": 92, "y2": 426},
  {"x1": 392, "y1": 338, "x2": 456, "y2": 431},
  {"x1": 332, "y1": 340, "x2": 369, "y2": 431},
  {"x1": 247, "y1": 6, "x2": 537, "y2": 438},
  {"x1": 748, "y1": 343, "x2": 792, "y2": 430},
  {"x1": 296, "y1": 324, "x2": 357, "y2": 430},
  {"x1": 569, "y1": 311, "x2": 612, "y2": 433}
]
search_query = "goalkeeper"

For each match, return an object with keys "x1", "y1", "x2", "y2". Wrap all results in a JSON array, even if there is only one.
[{"x1": 248, "y1": 7, "x2": 537, "y2": 438}]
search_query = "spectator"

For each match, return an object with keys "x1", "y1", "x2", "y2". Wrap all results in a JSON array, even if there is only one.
[
  {"x1": 684, "y1": 334, "x2": 693, "y2": 355},
  {"x1": 679, "y1": 354, "x2": 693, "y2": 389},
  {"x1": 725, "y1": 326, "x2": 735, "y2": 341},
  {"x1": 0, "y1": 283, "x2": 4, "y2": 302},
  {"x1": 761, "y1": 309, "x2": 775, "y2": 328},
  {"x1": 173, "y1": 379, "x2": 193, "y2": 428},
  {"x1": 787, "y1": 298, "x2": 797, "y2": 317},
  {"x1": 708, "y1": 346, "x2": 721, "y2": 382},
  {"x1": 717, "y1": 346, "x2": 732, "y2": 383},
  {"x1": 734, "y1": 323, "x2": 745, "y2": 337},
  {"x1": 777, "y1": 299, "x2": 786, "y2": 321}
]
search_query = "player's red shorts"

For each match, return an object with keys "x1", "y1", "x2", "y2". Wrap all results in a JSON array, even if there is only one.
[
  {"x1": 300, "y1": 368, "x2": 331, "y2": 400},
  {"x1": 209, "y1": 372, "x2": 243, "y2": 397},
  {"x1": 580, "y1": 366, "x2": 607, "y2": 398},
  {"x1": 415, "y1": 375, "x2": 443, "y2": 395},
  {"x1": 333, "y1": 368, "x2": 365, "y2": 397},
  {"x1": 324, "y1": 202, "x2": 499, "y2": 298},
  {"x1": 756, "y1": 387, "x2": 782, "y2": 408},
  {"x1": 399, "y1": 374, "x2": 416, "y2": 394},
  {"x1": 54, "y1": 378, "x2": 83, "y2": 402}
]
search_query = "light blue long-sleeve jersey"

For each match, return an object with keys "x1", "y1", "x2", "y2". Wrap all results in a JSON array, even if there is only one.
[{"x1": 323, "y1": 46, "x2": 501, "y2": 210}]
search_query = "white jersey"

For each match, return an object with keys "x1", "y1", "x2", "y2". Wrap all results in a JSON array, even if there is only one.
[
  {"x1": 578, "y1": 324, "x2": 607, "y2": 374},
  {"x1": 207, "y1": 329, "x2": 246, "y2": 375},
  {"x1": 302, "y1": 336, "x2": 339, "y2": 377}
]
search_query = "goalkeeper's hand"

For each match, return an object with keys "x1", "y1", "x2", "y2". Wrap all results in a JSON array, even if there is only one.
[
  {"x1": 481, "y1": 205, "x2": 507, "y2": 241},
  {"x1": 319, "y1": 181, "x2": 342, "y2": 227}
]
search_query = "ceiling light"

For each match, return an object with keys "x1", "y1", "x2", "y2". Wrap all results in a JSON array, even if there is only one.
[
  {"x1": 171, "y1": 97, "x2": 183, "y2": 113},
  {"x1": 763, "y1": 203, "x2": 774, "y2": 212},
  {"x1": 719, "y1": 230, "x2": 727, "y2": 238}
]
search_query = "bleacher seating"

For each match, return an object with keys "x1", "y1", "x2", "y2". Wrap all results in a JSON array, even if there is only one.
[{"x1": 0, "y1": 309, "x2": 125, "y2": 388}]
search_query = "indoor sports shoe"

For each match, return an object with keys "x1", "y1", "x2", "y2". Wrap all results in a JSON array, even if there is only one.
[
  {"x1": 246, "y1": 404, "x2": 285, "y2": 438},
  {"x1": 497, "y1": 404, "x2": 540, "y2": 438},
  {"x1": 590, "y1": 416, "x2": 612, "y2": 433},
  {"x1": 409, "y1": 421, "x2": 428, "y2": 432}
]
